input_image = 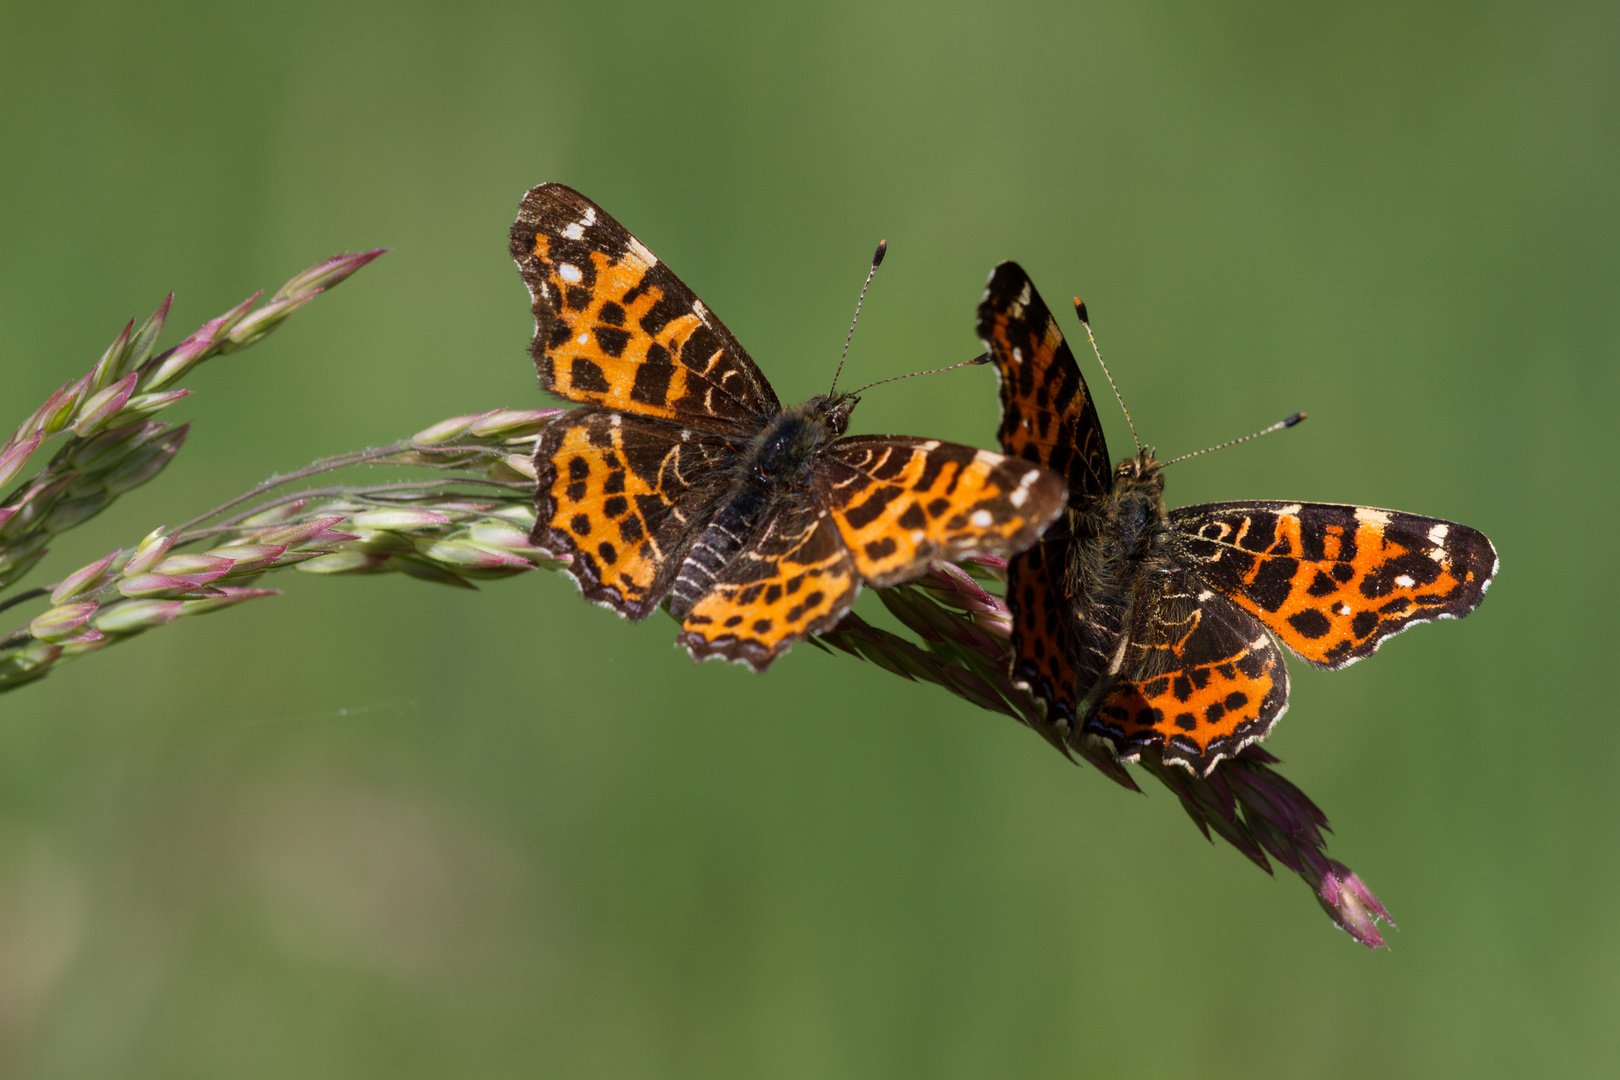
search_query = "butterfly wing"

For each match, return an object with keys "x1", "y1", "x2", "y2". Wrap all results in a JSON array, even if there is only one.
[
  {"x1": 815, "y1": 435, "x2": 1066, "y2": 587},
  {"x1": 979, "y1": 261, "x2": 1112, "y2": 727},
  {"x1": 511, "y1": 183, "x2": 781, "y2": 430},
  {"x1": 534, "y1": 408, "x2": 736, "y2": 619},
  {"x1": 1171, "y1": 502, "x2": 1498, "y2": 669},
  {"x1": 1001, "y1": 528, "x2": 1082, "y2": 732},
  {"x1": 675, "y1": 497, "x2": 859, "y2": 671},
  {"x1": 1082, "y1": 569, "x2": 1290, "y2": 776},
  {"x1": 979, "y1": 261, "x2": 1112, "y2": 499}
]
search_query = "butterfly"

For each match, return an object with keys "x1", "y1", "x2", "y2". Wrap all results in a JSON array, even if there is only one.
[
  {"x1": 509, "y1": 185, "x2": 1068, "y2": 670},
  {"x1": 978, "y1": 261, "x2": 1498, "y2": 775}
]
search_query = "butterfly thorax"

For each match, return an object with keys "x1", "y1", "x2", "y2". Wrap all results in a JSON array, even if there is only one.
[
  {"x1": 1065, "y1": 449, "x2": 1173, "y2": 694},
  {"x1": 1105, "y1": 450, "x2": 1168, "y2": 561},
  {"x1": 667, "y1": 393, "x2": 857, "y2": 619},
  {"x1": 742, "y1": 393, "x2": 857, "y2": 485}
]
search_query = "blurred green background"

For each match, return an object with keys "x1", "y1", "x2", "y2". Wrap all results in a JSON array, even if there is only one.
[{"x1": 1, "y1": 1, "x2": 1614, "y2": 1076}]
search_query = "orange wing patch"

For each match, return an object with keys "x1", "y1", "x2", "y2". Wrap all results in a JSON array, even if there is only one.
[
  {"x1": 1086, "y1": 628, "x2": 1289, "y2": 776},
  {"x1": 818, "y1": 436, "x2": 1066, "y2": 588},
  {"x1": 1173, "y1": 503, "x2": 1498, "y2": 669},
  {"x1": 978, "y1": 261, "x2": 1111, "y2": 500},
  {"x1": 529, "y1": 241, "x2": 747, "y2": 421},
  {"x1": 677, "y1": 507, "x2": 858, "y2": 670}
]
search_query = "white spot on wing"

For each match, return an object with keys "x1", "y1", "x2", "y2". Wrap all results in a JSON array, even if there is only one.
[
  {"x1": 971, "y1": 449, "x2": 1000, "y2": 471},
  {"x1": 970, "y1": 509, "x2": 993, "y2": 528},
  {"x1": 1355, "y1": 506, "x2": 1393, "y2": 527},
  {"x1": 562, "y1": 223, "x2": 584, "y2": 240},
  {"x1": 627, "y1": 236, "x2": 657, "y2": 266},
  {"x1": 1395, "y1": 574, "x2": 1415, "y2": 588},
  {"x1": 575, "y1": 332, "x2": 589, "y2": 345},
  {"x1": 557, "y1": 263, "x2": 582, "y2": 283},
  {"x1": 1426, "y1": 522, "x2": 1451, "y2": 563},
  {"x1": 1007, "y1": 467, "x2": 1041, "y2": 509},
  {"x1": 582, "y1": 207, "x2": 597, "y2": 226}
]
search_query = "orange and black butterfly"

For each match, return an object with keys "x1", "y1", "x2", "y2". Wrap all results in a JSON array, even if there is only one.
[
  {"x1": 510, "y1": 185, "x2": 1067, "y2": 670},
  {"x1": 979, "y1": 262, "x2": 1498, "y2": 775}
]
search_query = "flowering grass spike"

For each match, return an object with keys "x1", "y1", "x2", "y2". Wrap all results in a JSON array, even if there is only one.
[{"x1": 0, "y1": 248, "x2": 1392, "y2": 949}]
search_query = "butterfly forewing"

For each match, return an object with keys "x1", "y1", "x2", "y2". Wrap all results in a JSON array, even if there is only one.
[
  {"x1": 978, "y1": 262, "x2": 1111, "y2": 500},
  {"x1": 512, "y1": 183, "x2": 781, "y2": 429},
  {"x1": 817, "y1": 436, "x2": 1066, "y2": 587},
  {"x1": 1171, "y1": 502, "x2": 1498, "y2": 669}
]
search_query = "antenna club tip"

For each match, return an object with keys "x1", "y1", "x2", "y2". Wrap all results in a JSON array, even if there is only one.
[
  {"x1": 872, "y1": 240, "x2": 887, "y2": 267},
  {"x1": 968, "y1": 352, "x2": 989, "y2": 365},
  {"x1": 1284, "y1": 412, "x2": 1306, "y2": 427},
  {"x1": 1073, "y1": 298, "x2": 1089, "y2": 323}
]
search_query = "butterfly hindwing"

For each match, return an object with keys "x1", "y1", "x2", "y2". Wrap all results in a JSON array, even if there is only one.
[
  {"x1": 534, "y1": 408, "x2": 734, "y2": 619},
  {"x1": 676, "y1": 500, "x2": 859, "y2": 670},
  {"x1": 511, "y1": 184, "x2": 781, "y2": 429},
  {"x1": 1171, "y1": 502, "x2": 1499, "y2": 669},
  {"x1": 817, "y1": 436, "x2": 1067, "y2": 587},
  {"x1": 978, "y1": 261, "x2": 1111, "y2": 500},
  {"x1": 1084, "y1": 575, "x2": 1290, "y2": 774},
  {"x1": 1005, "y1": 532, "x2": 1081, "y2": 732}
]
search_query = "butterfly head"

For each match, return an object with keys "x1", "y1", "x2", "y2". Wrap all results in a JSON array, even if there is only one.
[
  {"x1": 807, "y1": 391, "x2": 860, "y2": 437},
  {"x1": 1114, "y1": 448, "x2": 1165, "y2": 493}
]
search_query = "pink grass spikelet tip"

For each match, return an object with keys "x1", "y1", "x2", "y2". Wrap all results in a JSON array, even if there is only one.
[
  {"x1": 1315, "y1": 861, "x2": 1395, "y2": 949},
  {"x1": 274, "y1": 249, "x2": 388, "y2": 302},
  {"x1": 51, "y1": 550, "x2": 122, "y2": 603},
  {"x1": 0, "y1": 434, "x2": 45, "y2": 490},
  {"x1": 72, "y1": 373, "x2": 140, "y2": 437}
]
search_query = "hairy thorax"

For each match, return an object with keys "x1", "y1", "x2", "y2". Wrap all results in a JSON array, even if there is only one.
[
  {"x1": 1066, "y1": 450, "x2": 1173, "y2": 690},
  {"x1": 740, "y1": 395, "x2": 852, "y2": 489}
]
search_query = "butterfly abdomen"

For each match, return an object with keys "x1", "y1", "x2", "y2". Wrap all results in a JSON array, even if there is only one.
[{"x1": 666, "y1": 485, "x2": 770, "y2": 618}]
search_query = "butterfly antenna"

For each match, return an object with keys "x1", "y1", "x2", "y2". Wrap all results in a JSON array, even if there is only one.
[
  {"x1": 847, "y1": 353, "x2": 990, "y2": 397},
  {"x1": 829, "y1": 240, "x2": 887, "y2": 396},
  {"x1": 1073, "y1": 298, "x2": 1142, "y2": 457},
  {"x1": 1161, "y1": 412, "x2": 1308, "y2": 468}
]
